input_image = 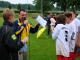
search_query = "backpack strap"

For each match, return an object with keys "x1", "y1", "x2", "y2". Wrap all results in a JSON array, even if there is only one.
[{"x1": 5, "y1": 26, "x2": 7, "y2": 34}]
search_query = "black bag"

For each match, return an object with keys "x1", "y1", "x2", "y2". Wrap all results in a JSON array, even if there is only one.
[
  {"x1": 75, "y1": 46, "x2": 80, "y2": 53},
  {"x1": 0, "y1": 25, "x2": 7, "y2": 48}
]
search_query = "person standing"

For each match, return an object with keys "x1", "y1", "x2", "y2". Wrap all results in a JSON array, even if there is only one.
[
  {"x1": 46, "y1": 12, "x2": 53, "y2": 35},
  {"x1": 51, "y1": 14, "x2": 70, "y2": 60},
  {"x1": 13, "y1": 9, "x2": 40, "y2": 60},
  {"x1": 0, "y1": 8, "x2": 24, "y2": 60},
  {"x1": 64, "y1": 12, "x2": 76, "y2": 60},
  {"x1": 70, "y1": 10, "x2": 80, "y2": 60}
]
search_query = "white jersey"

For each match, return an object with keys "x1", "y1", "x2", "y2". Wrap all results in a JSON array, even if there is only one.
[
  {"x1": 76, "y1": 14, "x2": 80, "y2": 20},
  {"x1": 66, "y1": 22, "x2": 76, "y2": 52},
  {"x1": 52, "y1": 24, "x2": 70, "y2": 57},
  {"x1": 72, "y1": 18, "x2": 80, "y2": 41}
]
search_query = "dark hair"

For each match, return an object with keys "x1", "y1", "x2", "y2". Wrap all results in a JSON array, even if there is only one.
[
  {"x1": 57, "y1": 14, "x2": 66, "y2": 24},
  {"x1": 18, "y1": 9, "x2": 26, "y2": 14},
  {"x1": 64, "y1": 11, "x2": 72, "y2": 18},
  {"x1": 47, "y1": 12, "x2": 53, "y2": 15},
  {"x1": 47, "y1": 12, "x2": 50, "y2": 15},
  {"x1": 70, "y1": 9, "x2": 76, "y2": 14}
]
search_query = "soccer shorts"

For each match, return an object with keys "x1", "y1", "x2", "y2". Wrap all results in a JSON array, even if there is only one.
[{"x1": 57, "y1": 55, "x2": 69, "y2": 60}]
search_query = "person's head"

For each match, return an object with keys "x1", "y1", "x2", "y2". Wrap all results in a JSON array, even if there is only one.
[
  {"x1": 49, "y1": 12, "x2": 53, "y2": 17},
  {"x1": 64, "y1": 11, "x2": 72, "y2": 24},
  {"x1": 47, "y1": 12, "x2": 53, "y2": 17},
  {"x1": 69, "y1": 9, "x2": 76, "y2": 20},
  {"x1": 57, "y1": 14, "x2": 66, "y2": 25},
  {"x1": 2, "y1": 8, "x2": 15, "y2": 22},
  {"x1": 18, "y1": 9, "x2": 27, "y2": 22}
]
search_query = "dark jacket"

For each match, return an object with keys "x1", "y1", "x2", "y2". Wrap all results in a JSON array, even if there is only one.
[
  {"x1": 0, "y1": 20, "x2": 24, "y2": 60},
  {"x1": 46, "y1": 17, "x2": 51, "y2": 25},
  {"x1": 13, "y1": 20, "x2": 40, "y2": 34}
]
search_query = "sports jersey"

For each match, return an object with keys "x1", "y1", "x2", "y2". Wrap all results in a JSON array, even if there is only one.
[
  {"x1": 72, "y1": 18, "x2": 80, "y2": 41},
  {"x1": 52, "y1": 24, "x2": 70, "y2": 57},
  {"x1": 66, "y1": 22, "x2": 76, "y2": 52}
]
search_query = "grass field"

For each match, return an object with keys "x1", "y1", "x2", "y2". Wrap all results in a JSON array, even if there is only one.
[{"x1": 0, "y1": 16, "x2": 56, "y2": 60}]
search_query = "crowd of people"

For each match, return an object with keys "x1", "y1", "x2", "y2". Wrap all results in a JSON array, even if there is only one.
[
  {"x1": 0, "y1": 8, "x2": 80, "y2": 60},
  {"x1": 50, "y1": 10, "x2": 80, "y2": 60}
]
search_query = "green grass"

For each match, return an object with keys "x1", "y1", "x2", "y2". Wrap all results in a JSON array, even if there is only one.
[
  {"x1": 28, "y1": 28, "x2": 56, "y2": 60},
  {"x1": 27, "y1": 17, "x2": 56, "y2": 60}
]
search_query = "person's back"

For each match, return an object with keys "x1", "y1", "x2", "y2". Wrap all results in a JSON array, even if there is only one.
[
  {"x1": 52, "y1": 23, "x2": 70, "y2": 57},
  {"x1": 0, "y1": 25, "x2": 11, "y2": 60},
  {"x1": 0, "y1": 8, "x2": 24, "y2": 60},
  {"x1": 0, "y1": 20, "x2": 16, "y2": 60},
  {"x1": 51, "y1": 14, "x2": 70, "y2": 60}
]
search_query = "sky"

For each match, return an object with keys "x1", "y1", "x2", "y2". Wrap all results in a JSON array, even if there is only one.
[{"x1": 3, "y1": 0, "x2": 34, "y2": 4}]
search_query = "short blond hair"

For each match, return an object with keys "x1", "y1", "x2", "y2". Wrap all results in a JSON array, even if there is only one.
[{"x1": 2, "y1": 8, "x2": 15, "y2": 20}]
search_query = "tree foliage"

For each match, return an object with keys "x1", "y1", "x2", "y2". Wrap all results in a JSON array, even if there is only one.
[
  {"x1": 17, "y1": 4, "x2": 21, "y2": 10},
  {"x1": 34, "y1": 0, "x2": 80, "y2": 12},
  {"x1": 0, "y1": 1, "x2": 35, "y2": 10},
  {"x1": 33, "y1": 0, "x2": 54, "y2": 14},
  {"x1": 8, "y1": 3, "x2": 12, "y2": 9}
]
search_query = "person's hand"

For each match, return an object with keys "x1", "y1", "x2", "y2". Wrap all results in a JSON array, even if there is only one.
[
  {"x1": 24, "y1": 20, "x2": 28, "y2": 25},
  {"x1": 75, "y1": 41, "x2": 80, "y2": 47},
  {"x1": 36, "y1": 23, "x2": 40, "y2": 26},
  {"x1": 71, "y1": 37, "x2": 75, "y2": 40},
  {"x1": 21, "y1": 40, "x2": 25, "y2": 44}
]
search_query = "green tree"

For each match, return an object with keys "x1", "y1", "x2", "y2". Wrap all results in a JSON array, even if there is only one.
[
  {"x1": 17, "y1": 4, "x2": 21, "y2": 10},
  {"x1": 50, "y1": 0, "x2": 80, "y2": 11},
  {"x1": 51, "y1": 0, "x2": 67, "y2": 11},
  {"x1": 0, "y1": 1, "x2": 10, "y2": 8},
  {"x1": 28, "y1": 4, "x2": 30, "y2": 10},
  {"x1": 8, "y1": 3, "x2": 12, "y2": 9},
  {"x1": 33, "y1": 0, "x2": 53, "y2": 14}
]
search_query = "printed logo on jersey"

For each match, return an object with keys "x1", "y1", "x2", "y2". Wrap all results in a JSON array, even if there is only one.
[
  {"x1": 11, "y1": 34, "x2": 17, "y2": 40},
  {"x1": 61, "y1": 27, "x2": 68, "y2": 42}
]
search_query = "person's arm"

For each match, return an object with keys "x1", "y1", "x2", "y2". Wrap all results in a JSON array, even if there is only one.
[
  {"x1": 75, "y1": 26, "x2": 80, "y2": 47},
  {"x1": 71, "y1": 25, "x2": 76, "y2": 40},
  {"x1": 30, "y1": 23, "x2": 40, "y2": 33},
  {"x1": 50, "y1": 24, "x2": 54, "y2": 32},
  {"x1": 5, "y1": 28, "x2": 24, "y2": 52},
  {"x1": 52, "y1": 25, "x2": 60, "y2": 39},
  {"x1": 14, "y1": 20, "x2": 29, "y2": 35},
  {"x1": 13, "y1": 20, "x2": 25, "y2": 34}
]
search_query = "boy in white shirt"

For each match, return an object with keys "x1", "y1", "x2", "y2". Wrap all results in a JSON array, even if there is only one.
[
  {"x1": 70, "y1": 10, "x2": 80, "y2": 60},
  {"x1": 72, "y1": 18, "x2": 80, "y2": 58},
  {"x1": 64, "y1": 12, "x2": 76, "y2": 60},
  {"x1": 51, "y1": 14, "x2": 70, "y2": 60}
]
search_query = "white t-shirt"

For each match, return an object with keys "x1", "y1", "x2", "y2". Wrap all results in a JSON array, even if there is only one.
[
  {"x1": 76, "y1": 14, "x2": 80, "y2": 20},
  {"x1": 72, "y1": 18, "x2": 80, "y2": 41},
  {"x1": 66, "y1": 22, "x2": 76, "y2": 52},
  {"x1": 52, "y1": 24, "x2": 70, "y2": 57}
]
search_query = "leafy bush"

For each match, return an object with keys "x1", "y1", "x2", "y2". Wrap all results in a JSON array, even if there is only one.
[{"x1": 13, "y1": 10, "x2": 41, "y2": 13}]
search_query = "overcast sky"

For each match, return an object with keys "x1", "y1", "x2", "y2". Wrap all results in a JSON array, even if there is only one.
[{"x1": 3, "y1": 0, "x2": 34, "y2": 4}]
